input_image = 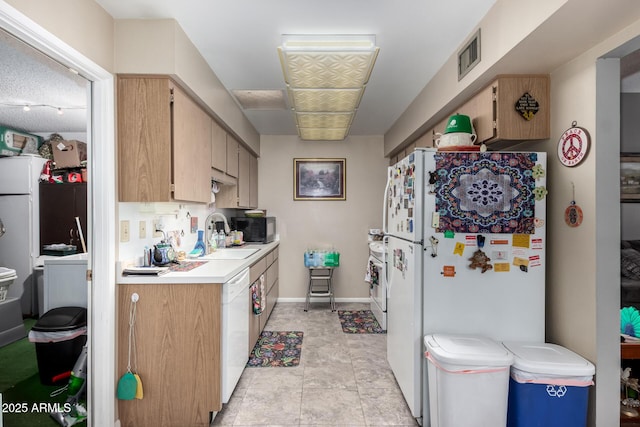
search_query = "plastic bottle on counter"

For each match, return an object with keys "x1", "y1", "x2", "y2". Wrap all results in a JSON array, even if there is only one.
[
  {"x1": 209, "y1": 229, "x2": 218, "y2": 252},
  {"x1": 217, "y1": 229, "x2": 226, "y2": 248}
]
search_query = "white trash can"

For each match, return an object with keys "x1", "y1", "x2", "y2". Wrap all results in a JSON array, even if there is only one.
[
  {"x1": 502, "y1": 342, "x2": 595, "y2": 427},
  {"x1": 424, "y1": 334, "x2": 514, "y2": 427}
]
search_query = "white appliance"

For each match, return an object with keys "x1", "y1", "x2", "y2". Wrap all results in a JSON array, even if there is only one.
[
  {"x1": 43, "y1": 253, "x2": 88, "y2": 314},
  {"x1": 0, "y1": 156, "x2": 47, "y2": 316},
  {"x1": 367, "y1": 241, "x2": 387, "y2": 330},
  {"x1": 383, "y1": 148, "x2": 546, "y2": 424},
  {"x1": 221, "y1": 267, "x2": 250, "y2": 403}
]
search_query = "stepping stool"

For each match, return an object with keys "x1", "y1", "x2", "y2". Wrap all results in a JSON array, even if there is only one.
[{"x1": 305, "y1": 267, "x2": 335, "y2": 311}]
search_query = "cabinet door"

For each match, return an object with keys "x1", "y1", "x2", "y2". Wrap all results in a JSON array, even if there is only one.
[
  {"x1": 226, "y1": 134, "x2": 239, "y2": 178},
  {"x1": 172, "y1": 85, "x2": 212, "y2": 203},
  {"x1": 117, "y1": 283, "x2": 221, "y2": 427},
  {"x1": 238, "y1": 145, "x2": 251, "y2": 208},
  {"x1": 211, "y1": 120, "x2": 227, "y2": 173},
  {"x1": 249, "y1": 153, "x2": 258, "y2": 209},
  {"x1": 248, "y1": 283, "x2": 261, "y2": 357},
  {"x1": 39, "y1": 183, "x2": 87, "y2": 249},
  {"x1": 494, "y1": 75, "x2": 550, "y2": 141},
  {"x1": 473, "y1": 84, "x2": 497, "y2": 144},
  {"x1": 117, "y1": 77, "x2": 172, "y2": 202}
]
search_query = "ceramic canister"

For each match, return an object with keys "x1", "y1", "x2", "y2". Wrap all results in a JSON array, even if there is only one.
[{"x1": 435, "y1": 132, "x2": 477, "y2": 148}]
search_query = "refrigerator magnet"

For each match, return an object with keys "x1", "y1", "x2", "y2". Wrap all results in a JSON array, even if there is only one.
[
  {"x1": 494, "y1": 262, "x2": 511, "y2": 272},
  {"x1": 442, "y1": 265, "x2": 456, "y2": 277}
]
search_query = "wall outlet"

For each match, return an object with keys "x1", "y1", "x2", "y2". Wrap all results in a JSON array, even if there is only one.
[
  {"x1": 120, "y1": 220, "x2": 130, "y2": 242},
  {"x1": 153, "y1": 219, "x2": 163, "y2": 238},
  {"x1": 139, "y1": 220, "x2": 146, "y2": 239}
]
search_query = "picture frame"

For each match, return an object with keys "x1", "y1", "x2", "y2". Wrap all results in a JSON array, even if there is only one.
[
  {"x1": 621, "y1": 153, "x2": 640, "y2": 202},
  {"x1": 294, "y1": 158, "x2": 346, "y2": 201}
]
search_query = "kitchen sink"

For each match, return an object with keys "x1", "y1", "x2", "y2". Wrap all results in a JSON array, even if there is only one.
[{"x1": 201, "y1": 248, "x2": 259, "y2": 260}]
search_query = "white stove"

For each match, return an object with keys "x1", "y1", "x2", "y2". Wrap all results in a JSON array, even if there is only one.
[{"x1": 367, "y1": 241, "x2": 387, "y2": 330}]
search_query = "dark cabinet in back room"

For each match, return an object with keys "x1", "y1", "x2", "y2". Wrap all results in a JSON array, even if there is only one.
[{"x1": 39, "y1": 183, "x2": 88, "y2": 251}]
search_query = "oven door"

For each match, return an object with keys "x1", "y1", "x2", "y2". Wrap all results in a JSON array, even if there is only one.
[
  {"x1": 368, "y1": 254, "x2": 387, "y2": 331},
  {"x1": 369, "y1": 256, "x2": 386, "y2": 311}
]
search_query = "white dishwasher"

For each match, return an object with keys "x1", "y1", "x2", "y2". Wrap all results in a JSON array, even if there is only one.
[{"x1": 221, "y1": 267, "x2": 250, "y2": 403}]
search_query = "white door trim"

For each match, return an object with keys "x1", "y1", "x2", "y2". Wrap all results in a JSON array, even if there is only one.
[{"x1": 0, "y1": 3, "x2": 116, "y2": 426}]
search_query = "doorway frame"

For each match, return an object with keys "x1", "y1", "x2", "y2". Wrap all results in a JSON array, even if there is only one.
[{"x1": 0, "y1": 3, "x2": 116, "y2": 426}]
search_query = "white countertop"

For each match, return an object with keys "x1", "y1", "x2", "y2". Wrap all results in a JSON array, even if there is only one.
[{"x1": 117, "y1": 241, "x2": 279, "y2": 285}]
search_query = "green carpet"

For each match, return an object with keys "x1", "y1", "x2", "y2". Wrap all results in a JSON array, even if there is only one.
[
  {"x1": 0, "y1": 319, "x2": 37, "y2": 392},
  {"x1": 0, "y1": 318, "x2": 86, "y2": 426},
  {"x1": 1, "y1": 374, "x2": 70, "y2": 426}
]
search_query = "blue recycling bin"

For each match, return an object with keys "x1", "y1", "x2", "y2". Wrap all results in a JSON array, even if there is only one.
[{"x1": 503, "y1": 342, "x2": 595, "y2": 427}]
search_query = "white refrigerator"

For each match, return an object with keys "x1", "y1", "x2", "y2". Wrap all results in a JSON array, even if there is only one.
[
  {"x1": 0, "y1": 156, "x2": 47, "y2": 315},
  {"x1": 384, "y1": 148, "x2": 546, "y2": 423}
]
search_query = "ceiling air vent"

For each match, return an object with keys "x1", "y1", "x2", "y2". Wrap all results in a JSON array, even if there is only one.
[{"x1": 458, "y1": 29, "x2": 480, "y2": 81}]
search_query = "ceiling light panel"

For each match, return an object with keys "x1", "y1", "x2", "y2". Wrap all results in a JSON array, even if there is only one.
[
  {"x1": 299, "y1": 128, "x2": 349, "y2": 141},
  {"x1": 288, "y1": 88, "x2": 363, "y2": 112},
  {"x1": 295, "y1": 112, "x2": 354, "y2": 129},
  {"x1": 278, "y1": 34, "x2": 379, "y2": 141},
  {"x1": 281, "y1": 52, "x2": 377, "y2": 88}
]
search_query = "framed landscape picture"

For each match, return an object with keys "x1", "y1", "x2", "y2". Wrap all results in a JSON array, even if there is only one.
[
  {"x1": 621, "y1": 154, "x2": 640, "y2": 202},
  {"x1": 294, "y1": 158, "x2": 346, "y2": 201}
]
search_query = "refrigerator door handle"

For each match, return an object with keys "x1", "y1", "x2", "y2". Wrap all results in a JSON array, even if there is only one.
[{"x1": 382, "y1": 167, "x2": 392, "y2": 235}]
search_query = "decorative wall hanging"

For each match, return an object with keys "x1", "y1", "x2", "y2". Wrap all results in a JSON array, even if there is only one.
[
  {"x1": 621, "y1": 153, "x2": 640, "y2": 203},
  {"x1": 515, "y1": 92, "x2": 540, "y2": 121},
  {"x1": 564, "y1": 182, "x2": 583, "y2": 227},
  {"x1": 557, "y1": 121, "x2": 590, "y2": 167},
  {"x1": 434, "y1": 152, "x2": 538, "y2": 234},
  {"x1": 293, "y1": 158, "x2": 346, "y2": 200}
]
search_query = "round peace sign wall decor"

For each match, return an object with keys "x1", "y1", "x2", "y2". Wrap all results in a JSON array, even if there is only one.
[{"x1": 557, "y1": 121, "x2": 590, "y2": 167}]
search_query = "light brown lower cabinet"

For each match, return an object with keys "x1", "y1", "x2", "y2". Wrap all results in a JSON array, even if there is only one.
[
  {"x1": 248, "y1": 248, "x2": 279, "y2": 356},
  {"x1": 117, "y1": 283, "x2": 222, "y2": 427}
]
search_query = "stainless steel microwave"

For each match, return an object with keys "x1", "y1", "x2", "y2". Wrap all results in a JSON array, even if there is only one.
[{"x1": 230, "y1": 217, "x2": 276, "y2": 244}]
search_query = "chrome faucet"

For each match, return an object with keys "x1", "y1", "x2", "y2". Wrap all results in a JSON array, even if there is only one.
[{"x1": 205, "y1": 212, "x2": 230, "y2": 241}]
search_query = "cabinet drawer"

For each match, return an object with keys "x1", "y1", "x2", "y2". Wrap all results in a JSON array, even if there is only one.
[
  {"x1": 250, "y1": 257, "x2": 267, "y2": 284},
  {"x1": 265, "y1": 247, "x2": 278, "y2": 267},
  {"x1": 265, "y1": 280, "x2": 278, "y2": 321},
  {"x1": 266, "y1": 259, "x2": 278, "y2": 293}
]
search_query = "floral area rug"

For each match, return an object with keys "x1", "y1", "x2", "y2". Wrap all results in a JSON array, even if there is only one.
[
  {"x1": 338, "y1": 310, "x2": 386, "y2": 334},
  {"x1": 246, "y1": 331, "x2": 303, "y2": 367}
]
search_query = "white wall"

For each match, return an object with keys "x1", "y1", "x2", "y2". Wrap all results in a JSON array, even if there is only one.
[
  {"x1": 258, "y1": 135, "x2": 387, "y2": 300},
  {"x1": 118, "y1": 203, "x2": 213, "y2": 264}
]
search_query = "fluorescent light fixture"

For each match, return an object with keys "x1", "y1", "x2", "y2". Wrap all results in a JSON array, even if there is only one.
[{"x1": 278, "y1": 34, "x2": 379, "y2": 141}]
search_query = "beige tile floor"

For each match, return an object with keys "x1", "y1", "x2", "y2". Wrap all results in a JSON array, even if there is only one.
[{"x1": 212, "y1": 301, "x2": 418, "y2": 426}]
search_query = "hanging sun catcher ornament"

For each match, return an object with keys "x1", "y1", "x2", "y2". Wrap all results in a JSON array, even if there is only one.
[
  {"x1": 557, "y1": 121, "x2": 590, "y2": 167},
  {"x1": 564, "y1": 182, "x2": 583, "y2": 227}
]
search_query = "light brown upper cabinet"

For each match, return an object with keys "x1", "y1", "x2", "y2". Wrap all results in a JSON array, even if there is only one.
[
  {"x1": 226, "y1": 134, "x2": 239, "y2": 179},
  {"x1": 470, "y1": 74, "x2": 550, "y2": 145},
  {"x1": 117, "y1": 76, "x2": 212, "y2": 203},
  {"x1": 392, "y1": 74, "x2": 551, "y2": 160},
  {"x1": 216, "y1": 144, "x2": 259, "y2": 209},
  {"x1": 211, "y1": 119, "x2": 227, "y2": 173},
  {"x1": 240, "y1": 146, "x2": 258, "y2": 209}
]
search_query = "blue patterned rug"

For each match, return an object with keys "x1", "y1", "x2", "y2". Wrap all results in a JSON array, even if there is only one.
[
  {"x1": 435, "y1": 152, "x2": 539, "y2": 234},
  {"x1": 246, "y1": 331, "x2": 303, "y2": 367}
]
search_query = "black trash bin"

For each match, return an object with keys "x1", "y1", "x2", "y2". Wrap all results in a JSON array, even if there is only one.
[{"x1": 28, "y1": 306, "x2": 87, "y2": 385}]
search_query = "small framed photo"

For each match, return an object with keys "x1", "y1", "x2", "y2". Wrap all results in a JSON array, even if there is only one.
[
  {"x1": 294, "y1": 158, "x2": 346, "y2": 201},
  {"x1": 621, "y1": 153, "x2": 640, "y2": 202}
]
